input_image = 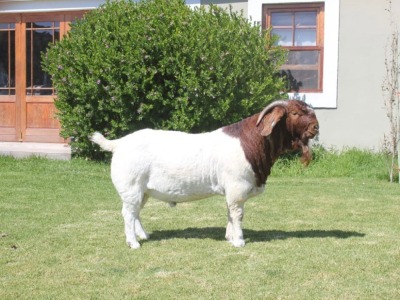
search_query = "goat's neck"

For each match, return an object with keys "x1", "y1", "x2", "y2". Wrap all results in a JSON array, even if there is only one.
[{"x1": 223, "y1": 115, "x2": 291, "y2": 187}]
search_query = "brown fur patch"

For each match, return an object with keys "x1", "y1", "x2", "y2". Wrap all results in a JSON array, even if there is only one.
[{"x1": 223, "y1": 114, "x2": 290, "y2": 186}]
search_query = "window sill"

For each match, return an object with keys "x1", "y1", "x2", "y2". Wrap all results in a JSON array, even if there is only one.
[{"x1": 288, "y1": 91, "x2": 337, "y2": 108}]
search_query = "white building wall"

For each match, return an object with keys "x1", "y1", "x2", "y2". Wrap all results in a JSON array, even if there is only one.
[{"x1": 317, "y1": 0, "x2": 399, "y2": 150}]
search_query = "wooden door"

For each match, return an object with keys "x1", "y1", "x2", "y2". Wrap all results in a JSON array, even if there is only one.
[
  {"x1": 21, "y1": 15, "x2": 66, "y2": 142},
  {"x1": 0, "y1": 12, "x2": 86, "y2": 143}
]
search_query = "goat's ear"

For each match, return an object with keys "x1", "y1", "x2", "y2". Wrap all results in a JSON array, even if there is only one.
[{"x1": 258, "y1": 106, "x2": 286, "y2": 136}]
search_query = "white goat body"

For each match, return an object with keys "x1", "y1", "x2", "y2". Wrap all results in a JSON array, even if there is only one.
[
  {"x1": 91, "y1": 100, "x2": 319, "y2": 249},
  {"x1": 94, "y1": 128, "x2": 261, "y2": 202}
]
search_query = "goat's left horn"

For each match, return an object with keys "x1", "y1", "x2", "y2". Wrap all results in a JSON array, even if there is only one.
[{"x1": 256, "y1": 100, "x2": 288, "y2": 127}]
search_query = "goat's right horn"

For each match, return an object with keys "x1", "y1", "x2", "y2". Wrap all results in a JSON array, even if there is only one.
[{"x1": 256, "y1": 100, "x2": 288, "y2": 127}]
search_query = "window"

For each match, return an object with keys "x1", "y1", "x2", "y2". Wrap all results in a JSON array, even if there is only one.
[{"x1": 263, "y1": 3, "x2": 324, "y2": 93}]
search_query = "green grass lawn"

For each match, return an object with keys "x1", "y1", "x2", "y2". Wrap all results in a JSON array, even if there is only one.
[{"x1": 1, "y1": 153, "x2": 399, "y2": 299}]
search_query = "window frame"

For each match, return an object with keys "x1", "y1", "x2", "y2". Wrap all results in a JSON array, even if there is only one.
[{"x1": 263, "y1": 3, "x2": 325, "y2": 93}]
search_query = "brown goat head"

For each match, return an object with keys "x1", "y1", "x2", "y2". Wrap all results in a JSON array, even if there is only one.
[{"x1": 256, "y1": 100, "x2": 319, "y2": 166}]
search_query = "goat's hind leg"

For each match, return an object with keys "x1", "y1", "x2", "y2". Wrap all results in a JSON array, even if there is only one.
[
  {"x1": 120, "y1": 189, "x2": 147, "y2": 249},
  {"x1": 134, "y1": 194, "x2": 149, "y2": 240}
]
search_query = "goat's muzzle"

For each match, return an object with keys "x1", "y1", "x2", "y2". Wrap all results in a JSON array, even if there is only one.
[{"x1": 305, "y1": 121, "x2": 319, "y2": 140}]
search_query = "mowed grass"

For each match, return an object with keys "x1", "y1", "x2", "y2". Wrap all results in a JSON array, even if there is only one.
[{"x1": 1, "y1": 151, "x2": 400, "y2": 299}]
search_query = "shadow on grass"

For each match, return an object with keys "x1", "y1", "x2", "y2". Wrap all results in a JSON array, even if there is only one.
[{"x1": 148, "y1": 227, "x2": 365, "y2": 243}]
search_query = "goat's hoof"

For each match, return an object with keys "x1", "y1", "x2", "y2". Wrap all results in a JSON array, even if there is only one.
[
  {"x1": 231, "y1": 239, "x2": 245, "y2": 248},
  {"x1": 138, "y1": 232, "x2": 150, "y2": 240},
  {"x1": 127, "y1": 240, "x2": 141, "y2": 249}
]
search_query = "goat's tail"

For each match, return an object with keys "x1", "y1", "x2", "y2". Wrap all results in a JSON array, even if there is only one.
[{"x1": 90, "y1": 132, "x2": 118, "y2": 152}]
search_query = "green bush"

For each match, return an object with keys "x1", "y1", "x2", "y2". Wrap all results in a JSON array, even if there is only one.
[{"x1": 43, "y1": 0, "x2": 287, "y2": 159}]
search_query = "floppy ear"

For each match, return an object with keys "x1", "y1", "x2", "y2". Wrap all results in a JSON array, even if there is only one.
[{"x1": 258, "y1": 106, "x2": 286, "y2": 136}]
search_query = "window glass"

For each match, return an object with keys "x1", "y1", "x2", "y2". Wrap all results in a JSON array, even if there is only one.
[
  {"x1": 295, "y1": 11, "x2": 316, "y2": 26},
  {"x1": 271, "y1": 12, "x2": 292, "y2": 26},
  {"x1": 286, "y1": 50, "x2": 319, "y2": 65},
  {"x1": 295, "y1": 29, "x2": 316, "y2": 46},
  {"x1": 272, "y1": 28, "x2": 293, "y2": 46},
  {"x1": 0, "y1": 31, "x2": 9, "y2": 89},
  {"x1": 282, "y1": 70, "x2": 318, "y2": 90},
  {"x1": 26, "y1": 22, "x2": 60, "y2": 95},
  {"x1": 0, "y1": 23, "x2": 15, "y2": 95}
]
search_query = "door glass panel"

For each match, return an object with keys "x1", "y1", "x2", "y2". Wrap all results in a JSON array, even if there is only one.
[
  {"x1": 0, "y1": 23, "x2": 16, "y2": 96},
  {"x1": 26, "y1": 21, "x2": 60, "y2": 95}
]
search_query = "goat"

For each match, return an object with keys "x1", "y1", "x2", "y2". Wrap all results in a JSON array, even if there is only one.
[{"x1": 90, "y1": 100, "x2": 319, "y2": 249}]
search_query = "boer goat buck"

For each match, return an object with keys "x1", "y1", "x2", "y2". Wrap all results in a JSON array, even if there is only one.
[{"x1": 91, "y1": 100, "x2": 319, "y2": 249}]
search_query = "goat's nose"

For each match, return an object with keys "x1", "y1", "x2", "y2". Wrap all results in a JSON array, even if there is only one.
[{"x1": 314, "y1": 124, "x2": 319, "y2": 131}]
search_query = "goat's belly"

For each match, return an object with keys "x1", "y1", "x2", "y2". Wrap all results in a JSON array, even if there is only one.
[
  {"x1": 146, "y1": 178, "x2": 224, "y2": 203},
  {"x1": 146, "y1": 189, "x2": 214, "y2": 202}
]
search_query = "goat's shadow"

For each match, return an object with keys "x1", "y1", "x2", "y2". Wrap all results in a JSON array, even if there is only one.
[{"x1": 146, "y1": 227, "x2": 365, "y2": 243}]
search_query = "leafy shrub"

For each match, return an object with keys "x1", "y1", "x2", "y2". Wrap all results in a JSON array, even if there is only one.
[{"x1": 43, "y1": 0, "x2": 287, "y2": 159}]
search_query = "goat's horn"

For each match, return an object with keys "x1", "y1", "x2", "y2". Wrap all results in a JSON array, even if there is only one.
[{"x1": 256, "y1": 100, "x2": 288, "y2": 126}]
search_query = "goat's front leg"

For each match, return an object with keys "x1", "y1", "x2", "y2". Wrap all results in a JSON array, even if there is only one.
[{"x1": 225, "y1": 200, "x2": 245, "y2": 247}]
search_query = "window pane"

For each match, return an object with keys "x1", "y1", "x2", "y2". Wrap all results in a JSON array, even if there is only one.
[
  {"x1": 295, "y1": 29, "x2": 316, "y2": 46},
  {"x1": 32, "y1": 22, "x2": 52, "y2": 29},
  {"x1": 0, "y1": 23, "x2": 15, "y2": 30},
  {"x1": 0, "y1": 31, "x2": 9, "y2": 88},
  {"x1": 10, "y1": 32, "x2": 15, "y2": 88},
  {"x1": 272, "y1": 28, "x2": 293, "y2": 46},
  {"x1": 286, "y1": 50, "x2": 319, "y2": 65},
  {"x1": 295, "y1": 11, "x2": 317, "y2": 26},
  {"x1": 271, "y1": 12, "x2": 292, "y2": 26},
  {"x1": 26, "y1": 25, "x2": 60, "y2": 95},
  {"x1": 281, "y1": 69, "x2": 318, "y2": 91},
  {"x1": 32, "y1": 31, "x2": 53, "y2": 86},
  {"x1": 292, "y1": 70, "x2": 318, "y2": 90},
  {"x1": 0, "y1": 24, "x2": 15, "y2": 94}
]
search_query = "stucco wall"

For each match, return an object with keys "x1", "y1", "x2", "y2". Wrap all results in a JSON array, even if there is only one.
[{"x1": 316, "y1": 0, "x2": 399, "y2": 150}]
